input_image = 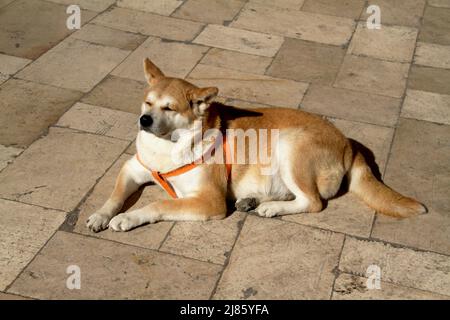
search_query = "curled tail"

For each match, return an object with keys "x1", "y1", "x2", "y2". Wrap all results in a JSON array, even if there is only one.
[{"x1": 347, "y1": 143, "x2": 427, "y2": 218}]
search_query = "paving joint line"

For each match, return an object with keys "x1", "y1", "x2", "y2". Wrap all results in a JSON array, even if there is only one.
[{"x1": 208, "y1": 214, "x2": 248, "y2": 299}]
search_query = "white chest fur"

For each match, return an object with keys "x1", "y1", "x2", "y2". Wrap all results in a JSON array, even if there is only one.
[{"x1": 135, "y1": 130, "x2": 207, "y2": 198}]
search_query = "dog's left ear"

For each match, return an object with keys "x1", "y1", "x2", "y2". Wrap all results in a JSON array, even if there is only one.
[{"x1": 188, "y1": 87, "x2": 219, "y2": 115}]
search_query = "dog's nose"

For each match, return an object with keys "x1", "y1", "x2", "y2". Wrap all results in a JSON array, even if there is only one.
[{"x1": 140, "y1": 114, "x2": 153, "y2": 127}]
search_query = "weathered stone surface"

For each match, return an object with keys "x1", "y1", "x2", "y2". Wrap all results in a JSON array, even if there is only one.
[
  {"x1": 112, "y1": 37, "x2": 208, "y2": 80},
  {"x1": 401, "y1": 89, "x2": 450, "y2": 125},
  {"x1": 0, "y1": 199, "x2": 66, "y2": 290},
  {"x1": 340, "y1": 237, "x2": 450, "y2": 296},
  {"x1": 160, "y1": 212, "x2": 246, "y2": 265},
  {"x1": 193, "y1": 24, "x2": 284, "y2": 57},
  {"x1": 17, "y1": 38, "x2": 130, "y2": 93},
  {"x1": 173, "y1": 0, "x2": 245, "y2": 24},
  {"x1": 408, "y1": 65, "x2": 450, "y2": 95},
  {"x1": 201, "y1": 48, "x2": 272, "y2": 74},
  {"x1": 372, "y1": 119, "x2": 450, "y2": 255},
  {"x1": 0, "y1": 145, "x2": 22, "y2": 171},
  {"x1": 414, "y1": 42, "x2": 450, "y2": 69},
  {"x1": 301, "y1": 85, "x2": 401, "y2": 127},
  {"x1": 0, "y1": 79, "x2": 83, "y2": 147},
  {"x1": 70, "y1": 24, "x2": 147, "y2": 51},
  {"x1": 93, "y1": 7, "x2": 204, "y2": 41},
  {"x1": 81, "y1": 75, "x2": 147, "y2": 115},
  {"x1": 187, "y1": 64, "x2": 308, "y2": 108},
  {"x1": 232, "y1": 2, "x2": 355, "y2": 46},
  {"x1": 334, "y1": 55, "x2": 409, "y2": 98},
  {"x1": 8, "y1": 231, "x2": 222, "y2": 299},
  {"x1": 348, "y1": 23, "x2": 418, "y2": 63},
  {"x1": 0, "y1": 127, "x2": 128, "y2": 212},
  {"x1": 267, "y1": 38, "x2": 346, "y2": 85},
  {"x1": 57, "y1": 103, "x2": 138, "y2": 141},
  {"x1": 302, "y1": 0, "x2": 365, "y2": 19},
  {"x1": 117, "y1": 0, "x2": 183, "y2": 15},
  {"x1": 0, "y1": 0, "x2": 96, "y2": 59},
  {"x1": 333, "y1": 273, "x2": 450, "y2": 300},
  {"x1": 214, "y1": 216, "x2": 344, "y2": 299}
]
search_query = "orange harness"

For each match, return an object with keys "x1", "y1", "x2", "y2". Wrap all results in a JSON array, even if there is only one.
[{"x1": 136, "y1": 136, "x2": 232, "y2": 199}]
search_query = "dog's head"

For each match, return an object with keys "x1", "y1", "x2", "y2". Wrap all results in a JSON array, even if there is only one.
[{"x1": 139, "y1": 58, "x2": 218, "y2": 140}]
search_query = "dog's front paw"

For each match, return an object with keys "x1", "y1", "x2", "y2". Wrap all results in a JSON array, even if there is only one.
[
  {"x1": 108, "y1": 213, "x2": 138, "y2": 232},
  {"x1": 255, "y1": 202, "x2": 279, "y2": 218},
  {"x1": 86, "y1": 212, "x2": 111, "y2": 232}
]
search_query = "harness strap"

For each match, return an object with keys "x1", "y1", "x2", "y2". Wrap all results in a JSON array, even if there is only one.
[{"x1": 136, "y1": 136, "x2": 232, "y2": 199}]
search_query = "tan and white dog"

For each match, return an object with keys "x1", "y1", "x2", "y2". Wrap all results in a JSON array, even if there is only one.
[{"x1": 86, "y1": 58, "x2": 426, "y2": 232}]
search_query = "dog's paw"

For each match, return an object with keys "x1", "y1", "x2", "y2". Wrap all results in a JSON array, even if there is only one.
[
  {"x1": 86, "y1": 212, "x2": 111, "y2": 233},
  {"x1": 255, "y1": 202, "x2": 280, "y2": 218},
  {"x1": 108, "y1": 213, "x2": 137, "y2": 232},
  {"x1": 235, "y1": 198, "x2": 258, "y2": 212}
]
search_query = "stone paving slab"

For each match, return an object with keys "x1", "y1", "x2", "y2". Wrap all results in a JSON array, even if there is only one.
[
  {"x1": 0, "y1": 74, "x2": 8, "y2": 85},
  {"x1": 81, "y1": 75, "x2": 147, "y2": 114},
  {"x1": 428, "y1": 0, "x2": 450, "y2": 8},
  {"x1": 194, "y1": 24, "x2": 283, "y2": 57},
  {"x1": 7, "y1": 231, "x2": 222, "y2": 299},
  {"x1": 200, "y1": 48, "x2": 272, "y2": 74},
  {"x1": 408, "y1": 65, "x2": 450, "y2": 95},
  {"x1": 0, "y1": 53, "x2": 31, "y2": 76},
  {"x1": 372, "y1": 119, "x2": 450, "y2": 255},
  {"x1": 0, "y1": 199, "x2": 66, "y2": 291},
  {"x1": 57, "y1": 103, "x2": 138, "y2": 141},
  {"x1": 348, "y1": 23, "x2": 418, "y2": 63},
  {"x1": 333, "y1": 273, "x2": 449, "y2": 300},
  {"x1": 0, "y1": 0, "x2": 96, "y2": 59},
  {"x1": 232, "y1": 2, "x2": 355, "y2": 46},
  {"x1": 0, "y1": 127, "x2": 128, "y2": 212},
  {"x1": 0, "y1": 78, "x2": 83, "y2": 147},
  {"x1": 334, "y1": 55, "x2": 409, "y2": 98},
  {"x1": 187, "y1": 64, "x2": 308, "y2": 107},
  {"x1": 17, "y1": 38, "x2": 130, "y2": 93},
  {"x1": 0, "y1": 292, "x2": 30, "y2": 300},
  {"x1": 173, "y1": 0, "x2": 245, "y2": 24},
  {"x1": 117, "y1": 0, "x2": 183, "y2": 15},
  {"x1": 45, "y1": 0, "x2": 116, "y2": 12},
  {"x1": 251, "y1": 0, "x2": 304, "y2": 9},
  {"x1": 360, "y1": 0, "x2": 426, "y2": 28},
  {"x1": 340, "y1": 237, "x2": 450, "y2": 296},
  {"x1": 302, "y1": 0, "x2": 365, "y2": 19},
  {"x1": 112, "y1": 37, "x2": 208, "y2": 81},
  {"x1": 160, "y1": 212, "x2": 246, "y2": 265},
  {"x1": 93, "y1": 7, "x2": 204, "y2": 42},
  {"x1": 0, "y1": 145, "x2": 22, "y2": 172},
  {"x1": 301, "y1": 85, "x2": 401, "y2": 127},
  {"x1": 267, "y1": 38, "x2": 346, "y2": 85},
  {"x1": 401, "y1": 89, "x2": 450, "y2": 125},
  {"x1": 73, "y1": 155, "x2": 174, "y2": 250},
  {"x1": 419, "y1": 6, "x2": 450, "y2": 45},
  {"x1": 414, "y1": 42, "x2": 450, "y2": 69},
  {"x1": 70, "y1": 24, "x2": 147, "y2": 51},
  {"x1": 214, "y1": 215, "x2": 344, "y2": 299}
]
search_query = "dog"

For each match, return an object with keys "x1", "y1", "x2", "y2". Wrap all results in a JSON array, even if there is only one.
[{"x1": 86, "y1": 58, "x2": 426, "y2": 232}]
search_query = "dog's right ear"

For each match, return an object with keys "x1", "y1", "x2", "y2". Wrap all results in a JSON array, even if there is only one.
[{"x1": 143, "y1": 58, "x2": 164, "y2": 85}]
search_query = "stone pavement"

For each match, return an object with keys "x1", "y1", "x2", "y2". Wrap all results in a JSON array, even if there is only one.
[{"x1": 0, "y1": 0, "x2": 449, "y2": 300}]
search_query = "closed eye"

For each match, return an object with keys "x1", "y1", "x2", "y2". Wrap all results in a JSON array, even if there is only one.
[
  {"x1": 161, "y1": 105, "x2": 172, "y2": 111},
  {"x1": 145, "y1": 101, "x2": 152, "y2": 106}
]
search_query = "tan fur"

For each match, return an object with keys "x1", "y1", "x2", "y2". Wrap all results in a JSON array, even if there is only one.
[{"x1": 86, "y1": 58, "x2": 426, "y2": 233}]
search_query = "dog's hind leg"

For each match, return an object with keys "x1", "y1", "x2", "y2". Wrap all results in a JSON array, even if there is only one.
[
  {"x1": 255, "y1": 154, "x2": 323, "y2": 218},
  {"x1": 87, "y1": 156, "x2": 152, "y2": 232},
  {"x1": 109, "y1": 196, "x2": 227, "y2": 232}
]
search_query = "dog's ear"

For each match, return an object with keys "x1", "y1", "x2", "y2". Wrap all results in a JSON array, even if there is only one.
[
  {"x1": 187, "y1": 87, "x2": 219, "y2": 115},
  {"x1": 143, "y1": 58, "x2": 164, "y2": 85}
]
